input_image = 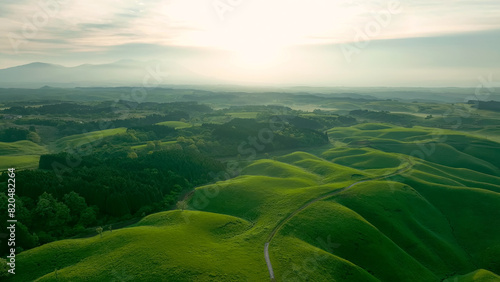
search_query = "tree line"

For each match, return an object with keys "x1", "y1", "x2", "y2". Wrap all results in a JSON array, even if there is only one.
[{"x1": 0, "y1": 147, "x2": 224, "y2": 256}]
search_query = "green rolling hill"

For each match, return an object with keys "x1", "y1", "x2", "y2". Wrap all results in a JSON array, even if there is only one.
[
  {"x1": 0, "y1": 140, "x2": 48, "y2": 170},
  {"x1": 50, "y1": 128, "x2": 127, "y2": 152},
  {"x1": 10, "y1": 124, "x2": 500, "y2": 281}
]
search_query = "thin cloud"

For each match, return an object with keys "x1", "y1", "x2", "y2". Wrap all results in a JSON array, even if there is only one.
[
  {"x1": 2, "y1": 0, "x2": 499, "y2": 53},
  {"x1": 0, "y1": 0, "x2": 499, "y2": 87}
]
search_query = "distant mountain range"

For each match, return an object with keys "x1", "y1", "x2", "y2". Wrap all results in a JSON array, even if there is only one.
[
  {"x1": 0, "y1": 60, "x2": 214, "y2": 88},
  {"x1": 1, "y1": 61, "x2": 500, "y2": 103}
]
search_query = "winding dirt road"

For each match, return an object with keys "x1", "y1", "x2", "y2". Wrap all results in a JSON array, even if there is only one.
[{"x1": 264, "y1": 159, "x2": 414, "y2": 281}]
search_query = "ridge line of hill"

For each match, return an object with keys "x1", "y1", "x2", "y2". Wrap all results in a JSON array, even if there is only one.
[{"x1": 264, "y1": 158, "x2": 414, "y2": 281}]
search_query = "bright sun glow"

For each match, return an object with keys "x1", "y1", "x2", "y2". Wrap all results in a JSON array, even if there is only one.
[
  {"x1": 166, "y1": 1, "x2": 354, "y2": 69},
  {"x1": 228, "y1": 41, "x2": 289, "y2": 70}
]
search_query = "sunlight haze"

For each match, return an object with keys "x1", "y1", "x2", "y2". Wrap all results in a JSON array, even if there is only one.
[{"x1": 1, "y1": 0, "x2": 500, "y2": 86}]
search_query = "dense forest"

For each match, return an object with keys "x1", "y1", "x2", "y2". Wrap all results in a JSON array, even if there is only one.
[
  {"x1": 469, "y1": 100, "x2": 500, "y2": 112},
  {"x1": 0, "y1": 101, "x2": 338, "y2": 256},
  {"x1": 0, "y1": 148, "x2": 224, "y2": 255}
]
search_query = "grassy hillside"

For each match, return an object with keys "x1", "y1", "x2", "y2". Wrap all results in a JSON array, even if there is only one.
[
  {"x1": 11, "y1": 132, "x2": 500, "y2": 281},
  {"x1": 327, "y1": 124, "x2": 500, "y2": 175},
  {"x1": 0, "y1": 140, "x2": 48, "y2": 170},
  {"x1": 445, "y1": 269, "x2": 500, "y2": 282},
  {"x1": 0, "y1": 140, "x2": 48, "y2": 156},
  {"x1": 461, "y1": 126, "x2": 500, "y2": 143},
  {"x1": 51, "y1": 128, "x2": 127, "y2": 152},
  {"x1": 156, "y1": 121, "x2": 192, "y2": 129},
  {"x1": 0, "y1": 155, "x2": 42, "y2": 170},
  {"x1": 321, "y1": 147, "x2": 405, "y2": 170},
  {"x1": 130, "y1": 140, "x2": 177, "y2": 150},
  {"x1": 14, "y1": 211, "x2": 266, "y2": 281},
  {"x1": 226, "y1": 112, "x2": 259, "y2": 119}
]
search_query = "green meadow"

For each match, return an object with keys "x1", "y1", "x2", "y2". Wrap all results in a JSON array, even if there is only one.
[
  {"x1": 0, "y1": 155, "x2": 41, "y2": 170},
  {"x1": 131, "y1": 140, "x2": 177, "y2": 150},
  {"x1": 156, "y1": 121, "x2": 192, "y2": 129},
  {"x1": 51, "y1": 128, "x2": 127, "y2": 152},
  {"x1": 0, "y1": 140, "x2": 48, "y2": 170},
  {"x1": 12, "y1": 137, "x2": 500, "y2": 281},
  {"x1": 226, "y1": 112, "x2": 259, "y2": 119}
]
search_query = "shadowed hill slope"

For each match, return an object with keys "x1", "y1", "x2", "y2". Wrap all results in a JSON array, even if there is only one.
[{"x1": 11, "y1": 135, "x2": 500, "y2": 281}]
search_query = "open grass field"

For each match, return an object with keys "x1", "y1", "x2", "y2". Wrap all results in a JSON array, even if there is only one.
[
  {"x1": 130, "y1": 140, "x2": 177, "y2": 150},
  {"x1": 51, "y1": 128, "x2": 127, "y2": 152},
  {"x1": 226, "y1": 112, "x2": 259, "y2": 119},
  {"x1": 156, "y1": 121, "x2": 192, "y2": 129},
  {"x1": 460, "y1": 126, "x2": 500, "y2": 143},
  {"x1": 14, "y1": 211, "x2": 267, "y2": 281},
  {"x1": 0, "y1": 155, "x2": 41, "y2": 170},
  {"x1": 444, "y1": 269, "x2": 500, "y2": 282},
  {"x1": 0, "y1": 140, "x2": 48, "y2": 170},
  {"x1": 327, "y1": 123, "x2": 500, "y2": 176},
  {"x1": 0, "y1": 140, "x2": 48, "y2": 156},
  {"x1": 13, "y1": 138, "x2": 500, "y2": 281}
]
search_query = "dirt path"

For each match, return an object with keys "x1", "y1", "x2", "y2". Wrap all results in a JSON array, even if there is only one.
[{"x1": 264, "y1": 159, "x2": 414, "y2": 281}]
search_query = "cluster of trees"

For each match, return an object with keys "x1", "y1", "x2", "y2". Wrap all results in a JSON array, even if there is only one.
[
  {"x1": 193, "y1": 118, "x2": 330, "y2": 157},
  {"x1": 223, "y1": 105, "x2": 358, "y2": 130},
  {"x1": 469, "y1": 100, "x2": 500, "y2": 112},
  {"x1": 274, "y1": 115, "x2": 356, "y2": 130},
  {"x1": 15, "y1": 114, "x2": 187, "y2": 138},
  {"x1": 131, "y1": 101, "x2": 213, "y2": 114},
  {"x1": 2, "y1": 103, "x2": 110, "y2": 116},
  {"x1": 0, "y1": 148, "x2": 224, "y2": 255},
  {"x1": 127, "y1": 125, "x2": 176, "y2": 141},
  {"x1": 0, "y1": 190, "x2": 96, "y2": 255},
  {"x1": 6, "y1": 101, "x2": 213, "y2": 143},
  {"x1": 227, "y1": 105, "x2": 294, "y2": 114},
  {"x1": 0, "y1": 127, "x2": 30, "y2": 142},
  {"x1": 3, "y1": 101, "x2": 212, "y2": 116},
  {"x1": 310, "y1": 115, "x2": 357, "y2": 128},
  {"x1": 349, "y1": 110, "x2": 416, "y2": 126},
  {"x1": 0, "y1": 127, "x2": 40, "y2": 143}
]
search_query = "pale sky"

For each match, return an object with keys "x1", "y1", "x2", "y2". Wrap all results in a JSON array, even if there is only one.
[{"x1": 1, "y1": 0, "x2": 500, "y2": 86}]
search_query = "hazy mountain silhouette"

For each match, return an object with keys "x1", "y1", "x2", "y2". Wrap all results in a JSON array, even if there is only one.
[{"x1": 0, "y1": 60, "x2": 213, "y2": 88}]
